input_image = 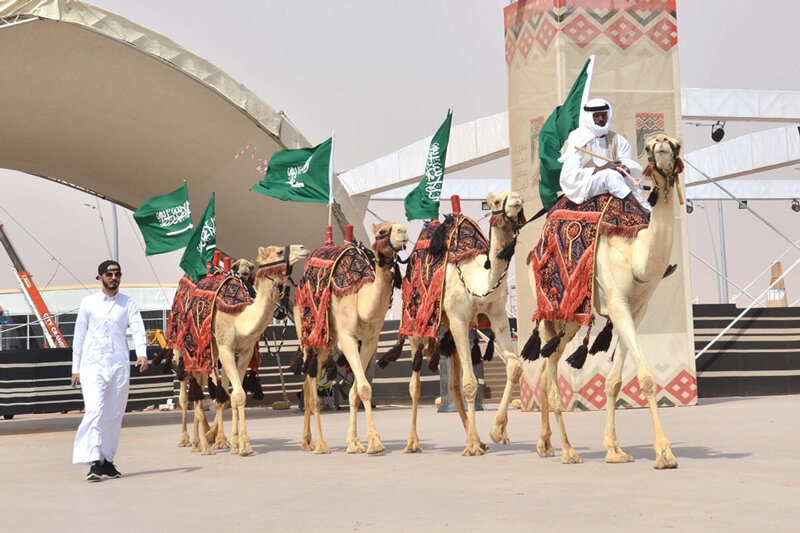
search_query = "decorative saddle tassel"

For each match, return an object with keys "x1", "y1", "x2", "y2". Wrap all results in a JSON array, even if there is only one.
[
  {"x1": 428, "y1": 342, "x2": 441, "y2": 373},
  {"x1": 520, "y1": 325, "x2": 541, "y2": 361},
  {"x1": 175, "y1": 354, "x2": 187, "y2": 381},
  {"x1": 377, "y1": 336, "x2": 406, "y2": 369},
  {"x1": 439, "y1": 330, "x2": 455, "y2": 358},
  {"x1": 483, "y1": 330, "x2": 495, "y2": 362},
  {"x1": 207, "y1": 377, "x2": 217, "y2": 399},
  {"x1": 304, "y1": 348, "x2": 317, "y2": 377},
  {"x1": 589, "y1": 321, "x2": 613, "y2": 354},
  {"x1": 540, "y1": 331, "x2": 564, "y2": 358},
  {"x1": 188, "y1": 375, "x2": 204, "y2": 402},
  {"x1": 161, "y1": 350, "x2": 174, "y2": 375},
  {"x1": 251, "y1": 371, "x2": 264, "y2": 400},
  {"x1": 411, "y1": 346, "x2": 424, "y2": 373},
  {"x1": 566, "y1": 335, "x2": 590, "y2": 369},
  {"x1": 214, "y1": 376, "x2": 228, "y2": 403},
  {"x1": 470, "y1": 335, "x2": 482, "y2": 366},
  {"x1": 325, "y1": 355, "x2": 337, "y2": 381}
]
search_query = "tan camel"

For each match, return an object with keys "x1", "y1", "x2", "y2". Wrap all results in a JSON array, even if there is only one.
[
  {"x1": 531, "y1": 134, "x2": 681, "y2": 469},
  {"x1": 176, "y1": 245, "x2": 310, "y2": 456},
  {"x1": 405, "y1": 191, "x2": 525, "y2": 456},
  {"x1": 296, "y1": 221, "x2": 408, "y2": 454}
]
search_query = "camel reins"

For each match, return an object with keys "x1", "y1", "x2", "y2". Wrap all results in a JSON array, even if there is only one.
[
  {"x1": 646, "y1": 149, "x2": 684, "y2": 207},
  {"x1": 256, "y1": 245, "x2": 296, "y2": 285}
]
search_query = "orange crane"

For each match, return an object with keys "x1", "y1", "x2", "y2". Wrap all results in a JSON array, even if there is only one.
[{"x1": 0, "y1": 221, "x2": 68, "y2": 348}]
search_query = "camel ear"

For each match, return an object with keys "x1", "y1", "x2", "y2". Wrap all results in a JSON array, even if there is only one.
[
  {"x1": 371, "y1": 222, "x2": 379, "y2": 234},
  {"x1": 487, "y1": 192, "x2": 496, "y2": 205},
  {"x1": 258, "y1": 247, "x2": 267, "y2": 258},
  {"x1": 644, "y1": 139, "x2": 653, "y2": 155},
  {"x1": 674, "y1": 137, "x2": 683, "y2": 155}
]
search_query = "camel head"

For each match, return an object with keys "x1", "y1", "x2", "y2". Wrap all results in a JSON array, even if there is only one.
[
  {"x1": 254, "y1": 244, "x2": 311, "y2": 279},
  {"x1": 644, "y1": 134, "x2": 684, "y2": 205},
  {"x1": 487, "y1": 190, "x2": 525, "y2": 230},
  {"x1": 231, "y1": 258, "x2": 255, "y2": 282},
  {"x1": 371, "y1": 221, "x2": 409, "y2": 254}
]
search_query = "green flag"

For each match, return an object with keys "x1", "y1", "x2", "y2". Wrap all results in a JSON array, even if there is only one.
[
  {"x1": 538, "y1": 56, "x2": 594, "y2": 209},
  {"x1": 252, "y1": 138, "x2": 332, "y2": 203},
  {"x1": 404, "y1": 109, "x2": 453, "y2": 221},
  {"x1": 179, "y1": 193, "x2": 215, "y2": 280},
  {"x1": 132, "y1": 183, "x2": 192, "y2": 255}
]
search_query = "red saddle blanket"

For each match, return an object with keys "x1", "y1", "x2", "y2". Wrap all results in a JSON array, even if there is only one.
[
  {"x1": 167, "y1": 274, "x2": 256, "y2": 374},
  {"x1": 528, "y1": 194, "x2": 649, "y2": 326},
  {"x1": 295, "y1": 243, "x2": 375, "y2": 349},
  {"x1": 400, "y1": 214, "x2": 489, "y2": 339}
]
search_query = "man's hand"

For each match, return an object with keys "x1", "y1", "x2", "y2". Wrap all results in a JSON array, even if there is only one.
[
  {"x1": 136, "y1": 357, "x2": 149, "y2": 373},
  {"x1": 71, "y1": 373, "x2": 80, "y2": 388},
  {"x1": 593, "y1": 160, "x2": 623, "y2": 174}
]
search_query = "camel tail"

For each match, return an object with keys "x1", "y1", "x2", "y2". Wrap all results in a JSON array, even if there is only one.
[{"x1": 377, "y1": 336, "x2": 406, "y2": 369}]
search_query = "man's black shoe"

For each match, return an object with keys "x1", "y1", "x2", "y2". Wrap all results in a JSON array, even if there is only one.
[
  {"x1": 102, "y1": 461, "x2": 122, "y2": 479},
  {"x1": 86, "y1": 460, "x2": 103, "y2": 482}
]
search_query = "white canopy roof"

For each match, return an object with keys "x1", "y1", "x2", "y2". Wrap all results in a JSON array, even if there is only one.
[
  {"x1": 0, "y1": 0, "x2": 367, "y2": 260},
  {"x1": 682, "y1": 88, "x2": 800, "y2": 123}
]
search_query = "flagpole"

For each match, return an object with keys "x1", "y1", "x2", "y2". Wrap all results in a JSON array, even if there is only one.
[{"x1": 326, "y1": 133, "x2": 334, "y2": 244}]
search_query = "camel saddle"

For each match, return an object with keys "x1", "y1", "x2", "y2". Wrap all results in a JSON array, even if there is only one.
[
  {"x1": 295, "y1": 243, "x2": 376, "y2": 349},
  {"x1": 400, "y1": 214, "x2": 489, "y2": 339},
  {"x1": 528, "y1": 193, "x2": 649, "y2": 326},
  {"x1": 167, "y1": 274, "x2": 257, "y2": 374}
]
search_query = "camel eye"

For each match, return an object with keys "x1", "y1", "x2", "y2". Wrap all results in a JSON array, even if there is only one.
[{"x1": 278, "y1": 250, "x2": 284, "y2": 255}]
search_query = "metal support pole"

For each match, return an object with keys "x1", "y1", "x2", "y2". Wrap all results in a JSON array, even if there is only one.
[
  {"x1": 111, "y1": 204, "x2": 119, "y2": 261},
  {"x1": 718, "y1": 201, "x2": 729, "y2": 303}
]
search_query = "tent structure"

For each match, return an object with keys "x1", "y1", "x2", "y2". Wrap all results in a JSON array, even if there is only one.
[{"x1": 0, "y1": 0, "x2": 368, "y2": 264}]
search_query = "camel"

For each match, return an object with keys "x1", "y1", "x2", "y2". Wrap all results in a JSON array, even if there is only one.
[
  {"x1": 404, "y1": 191, "x2": 525, "y2": 456},
  {"x1": 175, "y1": 244, "x2": 310, "y2": 456},
  {"x1": 296, "y1": 221, "x2": 408, "y2": 454},
  {"x1": 531, "y1": 134, "x2": 681, "y2": 469}
]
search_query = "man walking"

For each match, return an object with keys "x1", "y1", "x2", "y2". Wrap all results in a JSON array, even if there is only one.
[{"x1": 71, "y1": 260, "x2": 148, "y2": 481}]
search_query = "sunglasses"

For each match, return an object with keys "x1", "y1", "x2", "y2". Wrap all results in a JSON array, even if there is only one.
[{"x1": 102, "y1": 271, "x2": 122, "y2": 278}]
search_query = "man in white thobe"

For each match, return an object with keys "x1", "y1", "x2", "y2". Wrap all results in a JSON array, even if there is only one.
[
  {"x1": 71, "y1": 260, "x2": 148, "y2": 481},
  {"x1": 559, "y1": 98, "x2": 649, "y2": 209}
]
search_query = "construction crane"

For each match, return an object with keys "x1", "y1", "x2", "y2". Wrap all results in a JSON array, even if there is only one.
[{"x1": 0, "y1": 221, "x2": 68, "y2": 348}]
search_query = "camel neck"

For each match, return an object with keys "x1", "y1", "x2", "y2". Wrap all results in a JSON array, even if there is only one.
[
  {"x1": 487, "y1": 222, "x2": 515, "y2": 285},
  {"x1": 634, "y1": 178, "x2": 676, "y2": 282}
]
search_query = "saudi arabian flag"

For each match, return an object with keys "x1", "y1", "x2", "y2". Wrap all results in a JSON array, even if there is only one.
[
  {"x1": 179, "y1": 193, "x2": 216, "y2": 280},
  {"x1": 538, "y1": 56, "x2": 594, "y2": 209},
  {"x1": 252, "y1": 137, "x2": 333, "y2": 204},
  {"x1": 132, "y1": 182, "x2": 193, "y2": 255},
  {"x1": 404, "y1": 109, "x2": 452, "y2": 221}
]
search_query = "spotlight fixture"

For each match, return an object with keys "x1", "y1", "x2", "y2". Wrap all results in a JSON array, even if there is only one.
[
  {"x1": 792, "y1": 199, "x2": 800, "y2": 213},
  {"x1": 738, "y1": 200, "x2": 748, "y2": 209},
  {"x1": 711, "y1": 121, "x2": 726, "y2": 142},
  {"x1": 686, "y1": 199, "x2": 694, "y2": 214}
]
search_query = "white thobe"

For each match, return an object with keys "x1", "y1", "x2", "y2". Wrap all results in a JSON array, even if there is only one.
[
  {"x1": 559, "y1": 133, "x2": 644, "y2": 205},
  {"x1": 72, "y1": 291, "x2": 147, "y2": 464}
]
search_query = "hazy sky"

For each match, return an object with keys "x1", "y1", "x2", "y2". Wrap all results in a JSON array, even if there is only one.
[{"x1": 1, "y1": 0, "x2": 799, "y2": 308}]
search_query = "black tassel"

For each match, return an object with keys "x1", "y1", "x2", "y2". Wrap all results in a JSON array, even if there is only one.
[
  {"x1": 377, "y1": 336, "x2": 406, "y2": 369},
  {"x1": 566, "y1": 338, "x2": 590, "y2": 369},
  {"x1": 589, "y1": 321, "x2": 613, "y2": 355},
  {"x1": 188, "y1": 375, "x2": 204, "y2": 402},
  {"x1": 411, "y1": 346, "x2": 423, "y2": 373},
  {"x1": 497, "y1": 236, "x2": 517, "y2": 262},
  {"x1": 471, "y1": 335, "x2": 482, "y2": 366},
  {"x1": 335, "y1": 349, "x2": 348, "y2": 367},
  {"x1": 273, "y1": 285, "x2": 291, "y2": 321},
  {"x1": 325, "y1": 355, "x2": 337, "y2": 381},
  {"x1": 439, "y1": 330, "x2": 455, "y2": 357},
  {"x1": 392, "y1": 263, "x2": 403, "y2": 290},
  {"x1": 162, "y1": 351, "x2": 174, "y2": 375},
  {"x1": 290, "y1": 347, "x2": 303, "y2": 375},
  {"x1": 175, "y1": 355, "x2": 187, "y2": 381},
  {"x1": 647, "y1": 188, "x2": 659, "y2": 207},
  {"x1": 152, "y1": 349, "x2": 165, "y2": 366},
  {"x1": 304, "y1": 348, "x2": 317, "y2": 377},
  {"x1": 483, "y1": 331, "x2": 495, "y2": 362},
  {"x1": 520, "y1": 328, "x2": 541, "y2": 361},
  {"x1": 215, "y1": 380, "x2": 229, "y2": 403},
  {"x1": 428, "y1": 344, "x2": 441, "y2": 373},
  {"x1": 207, "y1": 377, "x2": 217, "y2": 398},
  {"x1": 428, "y1": 217, "x2": 450, "y2": 256},
  {"x1": 540, "y1": 331, "x2": 564, "y2": 358},
  {"x1": 241, "y1": 370, "x2": 253, "y2": 391},
  {"x1": 484, "y1": 258, "x2": 491, "y2": 269}
]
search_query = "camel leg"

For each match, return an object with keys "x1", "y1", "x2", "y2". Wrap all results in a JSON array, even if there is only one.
[
  {"x1": 311, "y1": 351, "x2": 329, "y2": 454},
  {"x1": 404, "y1": 337, "x2": 423, "y2": 453},
  {"x1": 610, "y1": 310, "x2": 677, "y2": 469},
  {"x1": 341, "y1": 333, "x2": 382, "y2": 454},
  {"x1": 300, "y1": 377, "x2": 315, "y2": 451},
  {"x1": 178, "y1": 378, "x2": 191, "y2": 447},
  {"x1": 448, "y1": 347, "x2": 468, "y2": 430},
  {"x1": 548, "y1": 347, "x2": 582, "y2": 464},
  {"x1": 488, "y1": 306, "x2": 522, "y2": 445},
  {"x1": 346, "y1": 379, "x2": 365, "y2": 453},
  {"x1": 604, "y1": 345, "x2": 633, "y2": 463},
  {"x1": 449, "y1": 321, "x2": 484, "y2": 456},
  {"x1": 191, "y1": 373, "x2": 214, "y2": 455},
  {"x1": 208, "y1": 370, "x2": 230, "y2": 450},
  {"x1": 217, "y1": 346, "x2": 253, "y2": 456},
  {"x1": 536, "y1": 357, "x2": 554, "y2": 457},
  {"x1": 359, "y1": 335, "x2": 384, "y2": 454}
]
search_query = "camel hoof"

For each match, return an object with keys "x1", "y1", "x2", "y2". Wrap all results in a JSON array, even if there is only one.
[
  {"x1": 347, "y1": 440, "x2": 366, "y2": 454},
  {"x1": 561, "y1": 449, "x2": 583, "y2": 464},
  {"x1": 314, "y1": 441, "x2": 330, "y2": 454},
  {"x1": 653, "y1": 452, "x2": 678, "y2": 470},
  {"x1": 536, "y1": 439, "x2": 554, "y2": 457},
  {"x1": 605, "y1": 448, "x2": 634, "y2": 463},
  {"x1": 211, "y1": 439, "x2": 230, "y2": 450},
  {"x1": 404, "y1": 440, "x2": 422, "y2": 453},
  {"x1": 462, "y1": 441, "x2": 485, "y2": 456},
  {"x1": 178, "y1": 437, "x2": 191, "y2": 447},
  {"x1": 490, "y1": 426, "x2": 509, "y2": 445},
  {"x1": 300, "y1": 439, "x2": 315, "y2": 451},
  {"x1": 200, "y1": 446, "x2": 215, "y2": 456},
  {"x1": 367, "y1": 442, "x2": 385, "y2": 455},
  {"x1": 238, "y1": 448, "x2": 255, "y2": 457}
]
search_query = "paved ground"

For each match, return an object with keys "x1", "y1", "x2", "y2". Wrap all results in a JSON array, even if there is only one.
[{"x1": 1, "y1": 395, "x2": 798, "y2": 532}]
